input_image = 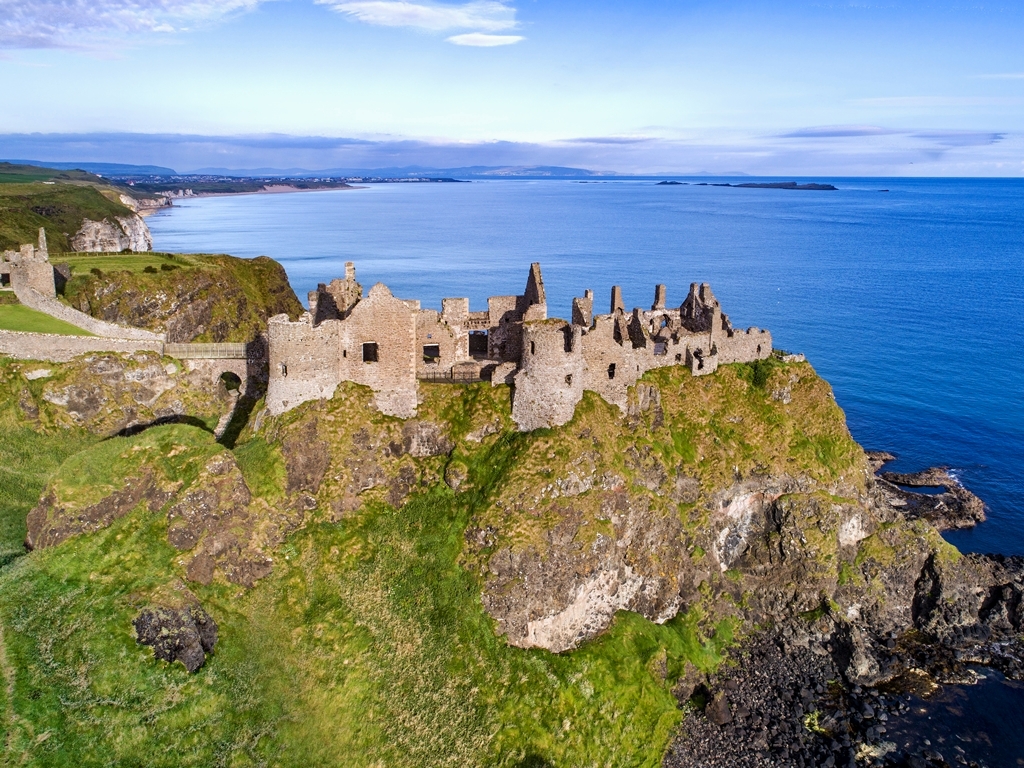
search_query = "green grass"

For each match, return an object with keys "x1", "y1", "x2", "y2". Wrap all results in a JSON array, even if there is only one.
[
  {"x1": 0, "y1": 305, "x2": 93, "y2": 336},
  {"x1": 0, "y1": 183, "x2": 134, "y2": 254},
  {"x1": 60, "y1": 252, "x2": 302, "y2": 343},
  {"x1": 59, "y1": 252, "x2": 205, "y2": 275},
  {"x1": 0, "y1": 427, "x2": 96, "y2": 567},
  {"x1": 0, "y1": 407, "x2": 734, "y2": 767}
]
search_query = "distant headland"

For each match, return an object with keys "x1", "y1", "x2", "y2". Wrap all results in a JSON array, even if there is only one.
[{"x1": 658, "y1": 180, "x2": 838, "y2": 190}]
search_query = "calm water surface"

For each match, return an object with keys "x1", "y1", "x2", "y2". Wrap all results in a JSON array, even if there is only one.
[{"x1": 149, "y1": 178, "x2": 1024, "y2": 557}]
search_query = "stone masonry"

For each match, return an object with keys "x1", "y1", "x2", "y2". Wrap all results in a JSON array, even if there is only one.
[
  {"x1": 1, "y1": 228, "x2": 57, "y2": 297},
  {"x1": 266, "y1": 263, "x2": 772, "y2": 430}
]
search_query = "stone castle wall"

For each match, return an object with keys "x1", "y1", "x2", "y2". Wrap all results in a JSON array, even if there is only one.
[
  {"x1": 14, "y1": 284, "x2": 164, "y2": 342},
  {"x1": 0, "y1": 330, "x2": 163, "y2": 363},
  {"x1": 265, "y1": 261, "x2": 773, "y2": 431}
]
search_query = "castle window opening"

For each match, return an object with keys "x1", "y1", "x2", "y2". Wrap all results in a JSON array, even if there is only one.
[
  {"x1": 469, "y1": 330, "x2": 488, "y2": 357},
  {"x1": 757, "y1": 344, "x2": 761, "y2": 354},
  {"x1": 343, "y1": 349, "x2": 347, "y2": 358},
  {"x1": 565, "y1": 374, "x2": 573, "y2": 386},
  {"x1": 530, "y1": 341, "x2": 536, "y2": 355},
  {"x1": 423, "y1": 344, "x2": 441, "y2": 362},
  {"x1": 654, "y1": 342, "x2": 668, "y2": 356},
  {"x1": 675, "y1": 353, "x2": 682, "y2": 362},
  {"x1": 0, "y1": 274, "x2": 9, "y2": 288},
  {"x1": 280, "y1": 363, "x2": 287, "y2": 377},
  {"x1": 362, "y1": 342, "x2": 379, "y2": 363},
  {"x1": 607, "y1": 363, "x2": 616, "y2": 379}
]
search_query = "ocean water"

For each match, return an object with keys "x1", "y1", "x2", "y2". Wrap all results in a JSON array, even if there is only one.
[{"x1": 148, "y1": 178, "x2": 1024, "y2": 557}]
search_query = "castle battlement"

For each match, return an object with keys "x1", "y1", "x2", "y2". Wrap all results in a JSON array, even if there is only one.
[{"x1": 265, "y1": 263, "x2": 772, "y2": 430}]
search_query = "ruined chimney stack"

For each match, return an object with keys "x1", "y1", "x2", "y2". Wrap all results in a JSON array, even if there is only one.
[
  {"x1": 610, "y1": 285, "x2": 624, "y2": 314},
  {"x1": 652, "y1": 284, "x2": 666, "y2": 310}
]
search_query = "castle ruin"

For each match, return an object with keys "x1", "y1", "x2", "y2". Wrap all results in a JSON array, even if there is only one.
[
  {"x1": 1, "y1": 228, "x2": 57, "y2": 298},
  {"x1": 266, "y1": 263, "x2": 772, "y2": 431}
]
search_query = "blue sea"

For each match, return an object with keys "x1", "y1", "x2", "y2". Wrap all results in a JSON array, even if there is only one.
[{"x1": 148, "y1": 178, "x2": 1024, "y2": 558}]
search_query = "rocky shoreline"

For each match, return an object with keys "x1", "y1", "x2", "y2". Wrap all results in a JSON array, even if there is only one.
[{"x1": 664, "y1": 455, "x2": 1022, "y2": 768}]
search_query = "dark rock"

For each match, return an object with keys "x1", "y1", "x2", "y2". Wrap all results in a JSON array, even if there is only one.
[
  {"x1": 706, "y1": 691, "x2": 733, "y2": 725},
  {"x1": 133, "y1": 603, "x2": 217, "y2": 673}
]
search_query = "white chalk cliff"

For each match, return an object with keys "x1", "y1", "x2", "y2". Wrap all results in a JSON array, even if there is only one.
[{"x1": 71, "y1": 215, "x2": 153, "y2": 253}]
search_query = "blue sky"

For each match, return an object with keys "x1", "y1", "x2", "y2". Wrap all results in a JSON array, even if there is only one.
[{"x1": 1, "y1": 0, "x2": 1023, "y2": 174}]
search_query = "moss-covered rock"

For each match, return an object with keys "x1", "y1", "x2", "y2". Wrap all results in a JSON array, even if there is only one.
[{"x1": 60, "y1": 252, "x2": 302, "y2": 342}]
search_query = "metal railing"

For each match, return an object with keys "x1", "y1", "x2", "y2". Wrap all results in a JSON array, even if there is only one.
[
  {"x1": 163, "y1": 342, "x2": 249, "y2": 360},
  {"x1": 417, "y1": 369, "x2": 486, "y2": 384}
]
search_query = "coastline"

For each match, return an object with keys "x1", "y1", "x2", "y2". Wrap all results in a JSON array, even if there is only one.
[{"x1": 159, "y1": 183, "x2": 366, "y2": 201}]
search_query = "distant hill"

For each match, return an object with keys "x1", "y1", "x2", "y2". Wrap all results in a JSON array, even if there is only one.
[
  {"x1": 186, "y1": 164, "x2": 611, "y2": 179},
  {"x1": 3, "y1": 160, "x2": 178, "y2": 176}
]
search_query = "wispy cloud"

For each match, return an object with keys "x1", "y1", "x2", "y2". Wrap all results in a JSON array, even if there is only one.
[
  {"x1": 912, "y1": 131, "x2": 1004, "y2": 147},
  {"x1": 318, "y1": 1, "x2": 518, "y2": 33},
  {"x1": 7, "y1": 128, "x2": 1022, "y2": 177},
  {"x1": 0, "y1": 0, "x2": 265, "y2": 49},
  {"x1": 778, "y1": 125, "x2": 892, "y2": 139},
  {"x1": 562, "y1": 136, "x2": 653, "y2": 145},
  {"x1": 446, "y1": 32, "x2": 521, "y2": 46}
]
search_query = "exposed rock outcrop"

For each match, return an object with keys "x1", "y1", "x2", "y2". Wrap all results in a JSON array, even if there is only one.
[
  {"x1": 133, "y1": 602, "x2": 218, "y2": 672},
  {"x1": 70, "y1": 215, "x2": 152, "y2": 252},
  {"x1": 167, "y1": 452, "x2": 301, "y2": 588},
  {"x1": 26, "y1": 470, "x2": 170, "y2": 550},
  {"x1": 21, "y1": 351, "x2": 236, "y2": 434}
]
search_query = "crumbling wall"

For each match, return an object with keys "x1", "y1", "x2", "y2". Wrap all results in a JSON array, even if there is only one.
[
  {"x1": 579, "y1": 315, "x2": 645, "y2": 412},
  {"x1": 309, "y1": 263, "x2": 362, "y2": 324},
  {"x1": 264, "y1": 260, "x2": 773, "y2": 430},
  {"x1": 416, "y1": 309, "x2": 461, "y2": 374},
  {"x1": 717, "y1": 327, "x2": 773, "y2": 364}
]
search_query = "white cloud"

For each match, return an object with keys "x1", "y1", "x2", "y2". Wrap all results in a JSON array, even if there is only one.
[
  {"x1": 319, "y1": 1, "x2": 517, "y2": 32},
  {"x1": 446, "y1": 32, "x2": 521, "y2": 46},
  {"x1": 0, "y1": 0, "x2": 265, "y2": 49}
]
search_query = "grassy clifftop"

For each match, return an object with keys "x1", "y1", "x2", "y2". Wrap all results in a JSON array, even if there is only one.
[
  {"x1": 0, "y1": 163, "x2": 154, "y2": 252},
  {"x1": 60, "y1": 252, "x2": 303, "y2": 342}
]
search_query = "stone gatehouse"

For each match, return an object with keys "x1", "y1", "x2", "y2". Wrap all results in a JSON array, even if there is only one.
[{"x1": 265, "y1": 263, "x2": 772, "y2": 430}]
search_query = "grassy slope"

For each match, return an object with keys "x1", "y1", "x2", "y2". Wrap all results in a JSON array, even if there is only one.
[
  {"x1": 0, "y1": 416, "x2": 731, "y2": 767},
  {"x1": 0, "y1": 305, "x2": 93, "y2": 336},
  {"x1": 0, "y1": 183, "x2": 135, "y2": 254}
]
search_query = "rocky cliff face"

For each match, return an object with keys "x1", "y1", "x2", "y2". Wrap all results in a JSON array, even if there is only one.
[
  {"x1": 12, "y1": 355, "x2": 1021, "y2": 767},
  {"x1": 70, "y1": 214, "x2": 153, "y2": 252}
]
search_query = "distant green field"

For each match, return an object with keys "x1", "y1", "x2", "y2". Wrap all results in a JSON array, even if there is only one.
[
  {"x1": 0, "y1": 305, "x2": 92, "y2": 335},
  {"x1": 60, "y1": 252, "x2": 206, "y2": 275}
]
